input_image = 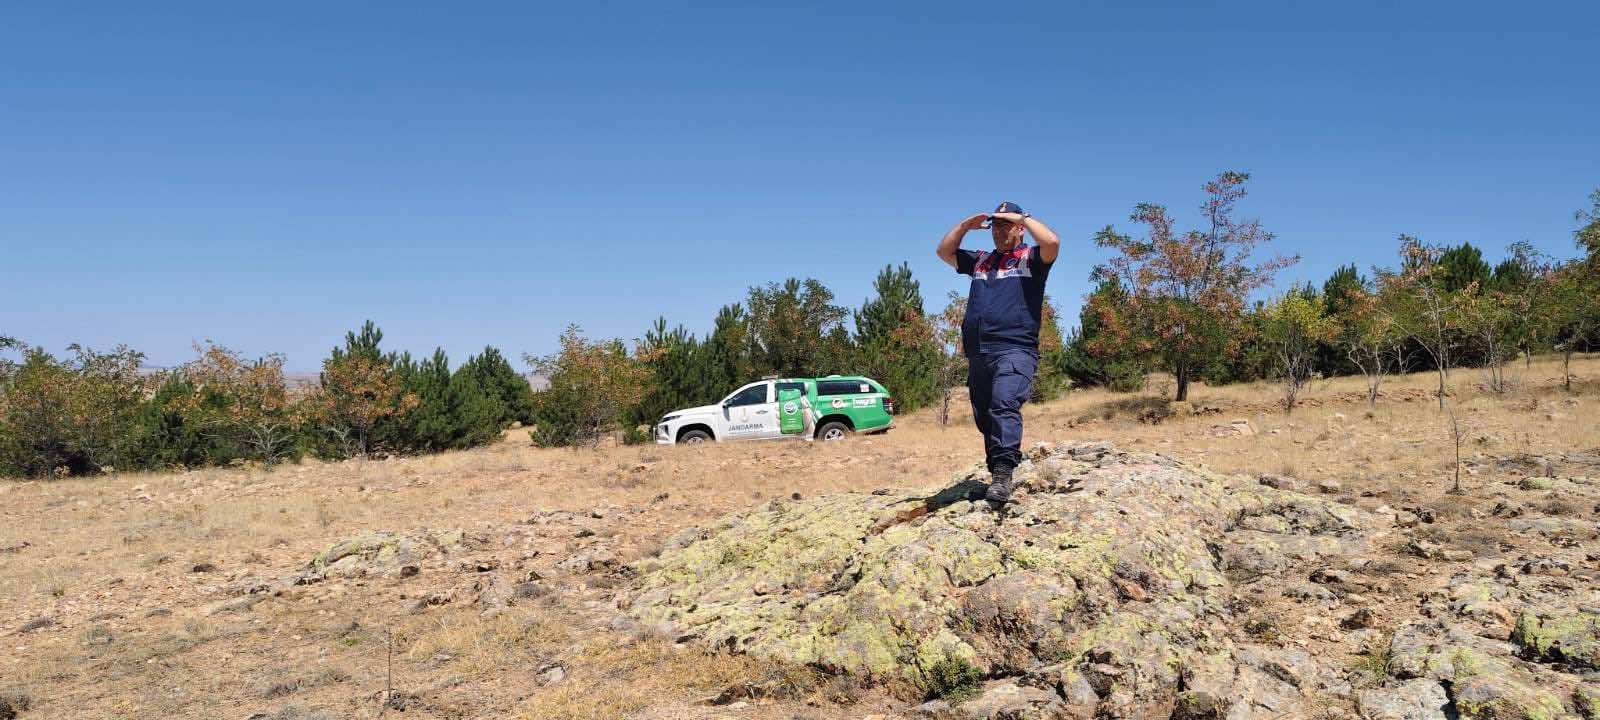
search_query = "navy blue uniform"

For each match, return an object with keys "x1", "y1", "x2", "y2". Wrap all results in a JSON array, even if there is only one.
[{"x1": 956, "y1": 244, "x2": 1053, "y2": 471}]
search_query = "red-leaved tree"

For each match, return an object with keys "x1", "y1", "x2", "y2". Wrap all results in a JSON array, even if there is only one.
[{"x1": 1087, "y1": 172, "x2": 1296, "y2": 401}]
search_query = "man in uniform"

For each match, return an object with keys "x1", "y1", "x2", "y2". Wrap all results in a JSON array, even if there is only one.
[{"x1": 935, "y1": 202, "x2": 1061, "y2": 510}]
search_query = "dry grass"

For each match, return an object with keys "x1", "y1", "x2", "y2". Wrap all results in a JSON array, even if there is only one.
[{"x1": 0, "y1": 353, "x2": 1596, "y2": 718}]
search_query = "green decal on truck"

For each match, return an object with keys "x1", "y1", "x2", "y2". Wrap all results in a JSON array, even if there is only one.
[{"x1": 777, "y1": 386, "x2": 805, "y2": 435}]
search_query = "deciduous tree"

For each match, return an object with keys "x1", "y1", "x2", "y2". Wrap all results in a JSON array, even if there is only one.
[
  {"x1": 176, "y1": 343, "x2": 303, "y2": 466},
  {"x1": 1088, "y1": 171, "x2": 1295, "y2": 401},
  {"x1": 929, "y1": 293, "x2": 969, "y2": 426},
  {"x1": 1380, "y1": 236, "x2": 1471, "y2": 410},
  {"x1": 312, "y1": 321, "x2": 415, "y2": 456},
  {"x1": 525, "y1": 326, "x2": 653, "y2": 448},
  {"x1": 745, "y1": 278, "x2": 849, "y2": 378},
  {"x1": 1261, "y1": 291, "x2": 1338, "y2": 412}
]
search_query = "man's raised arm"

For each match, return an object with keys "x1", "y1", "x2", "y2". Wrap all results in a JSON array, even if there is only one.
[
  {"x1": 937, "y1": 213, "x2": 989, "y2": 269},
  {"x1": 1026, "y1": 216, "x2": 1061, "y2": 264}
]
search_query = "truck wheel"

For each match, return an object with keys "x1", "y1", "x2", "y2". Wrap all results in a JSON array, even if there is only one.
[
  {"x1": 679, "y1": 429, "x2": 712, "y2": 445},
  {"x1": 817, "y1": 421, "x2": 851, "y2": 442}
]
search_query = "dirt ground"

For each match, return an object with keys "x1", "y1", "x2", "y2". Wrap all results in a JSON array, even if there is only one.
[{"x1": 2, "y1": 355, "x2": 1596, "y2": 719}]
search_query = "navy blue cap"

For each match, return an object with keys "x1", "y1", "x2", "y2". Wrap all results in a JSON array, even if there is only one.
[{"x1": 993, "y1": 201, "x2": 1025, "y2": 215}]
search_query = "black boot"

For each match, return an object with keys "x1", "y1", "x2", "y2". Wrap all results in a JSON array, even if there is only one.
[{"x1": 985, "y1": 464, "x2": 1016, "y2": 510}]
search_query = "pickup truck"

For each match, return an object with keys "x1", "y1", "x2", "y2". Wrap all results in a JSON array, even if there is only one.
[{"x1": 654, "y1": 375, "x2": 895, "y2": 445}]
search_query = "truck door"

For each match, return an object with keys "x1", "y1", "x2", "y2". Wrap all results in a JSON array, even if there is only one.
[
  {"x1": 776, "y1": 381, "x2": 808, "y2": 437},
  {"x1": 721, "y1": 382, "x2": 777, "y2": 440}
]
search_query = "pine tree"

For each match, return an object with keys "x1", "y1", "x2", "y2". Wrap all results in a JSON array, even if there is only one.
[
  {"x1": 447, "y1": 362, "x2": 503, "y2": 448},
  {"x1": 854, "y1": 263, "x2": 941, "y2": 411},
  {"x1": 700, "y1": 304, "x2": 752, "y2": 402},
  {"x1": 1435, "y1": 243, "x2": 1491, "y2": 293},
  {"x1": 1321, "y1": 264, "x2": 1367, "y2": 316},
  {"x1": 461, "y1": 346, "x2": 534, "y2": 426},
  {"x1": 634, "y1": 317, "x2": 705, "y2": 424},
  {"x1": 396, "y1": 349, "x2": 455, "y2": 451}
]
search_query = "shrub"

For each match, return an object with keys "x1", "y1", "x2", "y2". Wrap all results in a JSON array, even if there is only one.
[
  {"x1": 525, "y1": 326, "x2": 652, "y2": 448},
  {"x1": 924, "y1": 657, "x2": 983, "y2": 702},
  {"x1": 0, "y1": 344, "x2": 147, "y2": 477}
]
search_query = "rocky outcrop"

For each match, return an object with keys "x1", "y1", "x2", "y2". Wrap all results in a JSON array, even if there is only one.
[
  {"x1": 302, "y1": 528, "x2": 468, "y2": 581},
  {"x1": 625, "y1": 441, "x2": 1382, "y2": 716}
]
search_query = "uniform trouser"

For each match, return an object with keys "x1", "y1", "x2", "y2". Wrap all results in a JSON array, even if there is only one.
[{"x1": 967, "y1": 348, "x2": 1038, "y2": 472}]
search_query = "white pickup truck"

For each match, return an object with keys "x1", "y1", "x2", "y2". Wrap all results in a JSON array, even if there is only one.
[{"x1": 654, "y1": 375, "x2": 895, "y2": 445}]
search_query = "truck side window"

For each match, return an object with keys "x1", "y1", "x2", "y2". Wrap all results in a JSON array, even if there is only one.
[
  {"x1": 817, "y1": 380, "x2": 859, "y2": 396},
  {"x1": 726, "y1": 384, "x2": 769, "y2": 407}
]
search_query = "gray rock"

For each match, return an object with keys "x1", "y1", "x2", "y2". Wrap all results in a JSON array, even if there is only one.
[
  {"x1": 628, "y1": 442, "x2": 1377, "y2": 716},
  {"x1": 954, "y1": 681, "x2": 1065, "y2": 720},
  {"x1": 1284, "y1": 582, "x2": 1337, "y2": 602},
  {"x1": 16, "y1": 617, "x2": 52, "y2": 633},
  {"x1": 1356, "y1": 680, "x2": 1448, "y2": 720}
]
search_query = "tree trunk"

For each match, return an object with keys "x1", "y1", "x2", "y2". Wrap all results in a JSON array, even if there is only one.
[
  {"x1": 1175, "y1": 363, "x2": 1189, "y2": 402},
  {"x1": 1565, "y1": 348, "x2": 1574, "y2": 392}
]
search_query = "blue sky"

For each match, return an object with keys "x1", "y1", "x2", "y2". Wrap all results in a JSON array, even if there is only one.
[{"x1": 4, "y1": 2, "x2": 1596, "y2": 371}]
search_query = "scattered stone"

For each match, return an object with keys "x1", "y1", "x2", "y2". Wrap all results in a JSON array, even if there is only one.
[
  {"x1": 1507, "y1": 516, "x2": 1598, "y2": 538},
  {"x1": 208, "y1": 595, "x2": 267, "y2": 615},
  {"x1": 17, "y1": 617, "x2": 52, "y2": 633},
  {"x1": 557, "y1": 548, "x2": 619, "y2": 574},
  {"x1": 1521, "y1": 477, "x2": 1556, "y2": 491},
  {"x1": 1512, "y1": 611, "x2": 1600, "y2": 669},
  {"x1": 1343, "y1": 608, "x2": 1378, "y2": 630},
  {"x1": 1407, "y1": 540, "x2": 1445, "y2": 560},
  {"x1": 1284, "y1": 583, "x2": 1337, "y2": 603},
  {"x1": 1257, "y1": 474, "x2": 1305, "y2": 492},
  {"x1": 1311, "y1": 568, "x2": 1355, "y2": 586},
  {"x1": 1212, "y1": 419, "x2": 1256, "y2": 437},
  {"x1": 918, "y1": 681, "x2": 1063, "y2": 719},
  {"x1": 301, "y1": 528, "x2": 466, "y2": 582},
  {"x1": 1317, "y1": 479, "x2": 1343, "y2": 494},
  {"x1": 1522, "y1": 557, "x2": 1572, "y2": 576},
  {"x1": 1356, "y1": 679, "x2": 1448, "y2": 720},
  {"x1": 191, "y1": 561, "x2": 218, "y2": 573}
]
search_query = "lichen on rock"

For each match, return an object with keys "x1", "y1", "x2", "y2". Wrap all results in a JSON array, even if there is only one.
[
  {"x1": 1512, "y1": 611, "x2": 1600, "y2": 670},
  {"x1": 626, "y1": 441, "x2": 1382, "y2": 714}
]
